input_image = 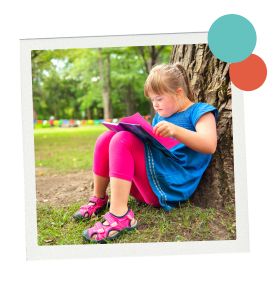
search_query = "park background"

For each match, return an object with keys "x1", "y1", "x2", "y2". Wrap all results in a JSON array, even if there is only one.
[
  {"x1": 33, "y1": 44, "x2": 236, "y2": 245},
  {"x1": 1, "y1": 1, "x2": 279, "y2": 300}
]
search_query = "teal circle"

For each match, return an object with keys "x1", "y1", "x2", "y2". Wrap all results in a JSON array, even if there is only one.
[{"x1": 208, "y1": 14, "x2": 257, "y2": 63}]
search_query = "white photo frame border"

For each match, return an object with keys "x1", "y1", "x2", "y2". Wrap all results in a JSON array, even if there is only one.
[{"x1": 20, "y1": 32, "x2": 249, "y2": 260}]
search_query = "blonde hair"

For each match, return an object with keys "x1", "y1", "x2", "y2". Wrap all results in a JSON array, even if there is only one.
[{"x1": 144, "y1": 63, "x2": 194, "y2": 101}]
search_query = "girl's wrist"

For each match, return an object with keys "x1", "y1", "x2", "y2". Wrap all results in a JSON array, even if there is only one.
[{"x1": 172, "y1": 124, "x2": 179, "y2": 138}]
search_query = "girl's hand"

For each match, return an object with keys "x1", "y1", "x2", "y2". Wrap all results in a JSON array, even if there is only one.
[{"x1": 153, "y1": 121, "x2": 177, "y2": 138}]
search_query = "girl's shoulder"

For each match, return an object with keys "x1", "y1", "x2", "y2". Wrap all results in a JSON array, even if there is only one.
[
  {"x1": 192, "y1": 101, "x2": 217, "y2": 111},
  {"x1": 152, "y1": 102, "x2": 218, "y2": 127},
  {"x1": 190, "y1": 102, "x2": 218, "y2": 127}
]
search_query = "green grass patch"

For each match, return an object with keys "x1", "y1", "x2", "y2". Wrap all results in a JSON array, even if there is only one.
[
  {"x1": 37, "y1": 198, "x2": 236, "y2": 245},
  {"x1": 34, "y1": 125, "x2": 106, "y2": 174},
  {"x1": 35, "y1": 124, "x2": 236, "y2": 244}
]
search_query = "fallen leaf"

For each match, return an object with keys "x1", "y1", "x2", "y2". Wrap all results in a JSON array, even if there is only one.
[{"x1": 44, "y1": 239, "x2": 54, "y2": 243}]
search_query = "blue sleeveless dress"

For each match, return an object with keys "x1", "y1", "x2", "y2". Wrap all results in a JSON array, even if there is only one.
[{"x1": 144, "y1": 102, "x2": 218, "y2": 211}]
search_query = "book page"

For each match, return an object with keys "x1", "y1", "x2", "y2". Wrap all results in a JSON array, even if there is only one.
[
  {"x1": 102, "y1": 122, "x2": 123, "y2": 132},
  {"x1": 120, "y1": 113, "x2": 179, "y2": 149}
]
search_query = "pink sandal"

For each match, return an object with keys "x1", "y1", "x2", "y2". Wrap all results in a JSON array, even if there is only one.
[
  {"x1": 73, "y1": 195, "x2": 109, "y2": 220},
  {"x1": 82, "y1": 209, "x2": 137, "y2": 243}
]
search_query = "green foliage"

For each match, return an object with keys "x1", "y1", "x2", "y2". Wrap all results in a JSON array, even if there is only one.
[{"x1": 32, "y1": 45, "x2": 172, "y2": 119}]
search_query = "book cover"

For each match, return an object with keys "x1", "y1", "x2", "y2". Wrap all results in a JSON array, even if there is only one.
[{"x1": 102, "y1": 113, "x2": 180, "y2": 159}]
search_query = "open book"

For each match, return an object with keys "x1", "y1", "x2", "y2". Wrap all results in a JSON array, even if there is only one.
[{"x1": 102, "y1": 113, "x2": 180, "y2": 159}]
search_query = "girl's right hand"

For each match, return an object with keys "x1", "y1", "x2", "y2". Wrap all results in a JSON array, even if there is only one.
[{"x1": 153, "y1": 121, "x2": 177, "y2": 138}]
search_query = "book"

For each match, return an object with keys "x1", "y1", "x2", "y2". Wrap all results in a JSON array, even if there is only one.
[{"x1": 102, "y1": 112, "x2": 180, "y2": 159}]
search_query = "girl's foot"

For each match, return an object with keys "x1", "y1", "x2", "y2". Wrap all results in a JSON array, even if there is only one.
[
  {"x1": 82, "y1": 209, "x2": 137, "y2": 243},
  {"x1": 73, "y1": 195, "x2": 109, "y2": 220}
]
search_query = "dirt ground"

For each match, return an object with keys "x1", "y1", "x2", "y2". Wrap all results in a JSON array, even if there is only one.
[
  {"x1": 35, "y1": 168, "x2": 234, "y2": 241},
  {"x1": 35, "y1": 169, "x2": 101, "y2": 206}
]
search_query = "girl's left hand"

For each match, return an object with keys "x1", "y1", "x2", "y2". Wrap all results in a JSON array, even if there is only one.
[{"x1": 153, "y1": 121, "x2": 177, "y2": 137}]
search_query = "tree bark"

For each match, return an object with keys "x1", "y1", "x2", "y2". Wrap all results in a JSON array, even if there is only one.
[
  {"x1": 98, "y1": 49, "x2": 113, "y2": 119},
  {"x1": 170, "y1": 44, "x2": 234, "y2": 209}
]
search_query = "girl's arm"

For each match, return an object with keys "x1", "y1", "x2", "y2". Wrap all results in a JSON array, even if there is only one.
[{"x1": 153, "y1": 112, "x2": 217, "y2": 154}]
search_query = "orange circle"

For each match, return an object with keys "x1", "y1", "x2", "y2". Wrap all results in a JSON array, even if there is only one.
[{"x1": 229, "y1": 54, "x2": 267, "y2": 91}]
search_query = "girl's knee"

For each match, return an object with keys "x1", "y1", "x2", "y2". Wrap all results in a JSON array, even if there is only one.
[
  {"x1": 100, "y1": 130, "x2": 116, "y2": 140},
  {"x1": 110, "y1": 131, "x2": 142, "y2": 150},
  {"x1": 95, "y1": 130, "x2": 116, "y2": 147}
]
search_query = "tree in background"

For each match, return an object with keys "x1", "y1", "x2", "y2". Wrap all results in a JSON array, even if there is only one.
[
  {"x1": 98, "y1": 48, "x2": 113, "y2": 119},
  {"x1": 170, "y1": 44, "x2": 234, "y2": 210},
  {"x1": 31, "y1": 46, "x2": 172, "y2": 120},
  {"x1": 32, "y1": 49, "x2": 84, "y2": 119},
  {"x1": 63, "y1": 48, "x2": 103, "y2": 120},
  {"x1": 32, "y1": 44, "x2": 234, "y2": 210},
  {"x1": 111, "y1": 47, "x2": 148, "y2": 116}
]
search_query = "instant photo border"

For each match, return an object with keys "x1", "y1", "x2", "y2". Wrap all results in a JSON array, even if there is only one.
[{"x1": 20, "y1": 32, "x2": 249, "y2": 260}]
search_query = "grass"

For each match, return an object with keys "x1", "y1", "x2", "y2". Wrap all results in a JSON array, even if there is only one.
[
  {"x1": 34, "y1": 125, "x2": 106, "y2": 174},
  {"x1": 37, "y1": 198, "x2": 236, "y2": 245},
  {"x1": 35, "y1": 126, "x2": 236, "y2": 245}
]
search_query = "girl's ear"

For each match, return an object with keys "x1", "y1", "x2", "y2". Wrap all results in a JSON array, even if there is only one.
[{"x1": 175, "y1": 87, "x2": 184, "y2": 96}]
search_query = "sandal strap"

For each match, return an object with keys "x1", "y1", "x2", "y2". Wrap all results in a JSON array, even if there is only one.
[
  {"x1": 87, "y1": 222, "x2": 105, "y2": 237},
  {"x1": 104, "y1": 212, "x2": 118, "y2": 227},
  {"x1": 77, "y1": 195, "x2": 108, "y2": 218},
  {"x1": 89, "y1": 198, "x2": 97, "y2": 204},
  {"x1": 89, "y1": 195, "x2": 105, "y2": 204},
  {"x1": 85, "y1": 209, "x2": 136, "y2": 242},
  {"x1": 126, "y1": 210, "x2": 134, "y2": 220},
  {"x1": 104, "y1": 210, "x2": 134, "y2": 226}
]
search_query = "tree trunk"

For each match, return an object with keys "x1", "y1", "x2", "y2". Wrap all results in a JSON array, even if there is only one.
[
  {"x1": 33, "y1": 109, "x2": 37, "y2": 120},
  {"x1": 170, "y1": 44, "x2": 234, "y2": 209},
  {"x1": 86, "y1": 107, "x2": 91, "y2": 120},
  {"x1": 125, "y1": 84, "x2": 136, "y2": 115},
  {"x1": 98, "y1": 49, "x2": 113, "y2": 119}
]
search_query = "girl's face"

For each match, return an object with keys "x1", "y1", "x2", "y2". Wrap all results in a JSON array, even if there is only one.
[{"x1": 149, "y1": 92, "x2": 179, "y2": 118}]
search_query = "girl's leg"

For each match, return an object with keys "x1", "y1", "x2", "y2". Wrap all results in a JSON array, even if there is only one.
[
  {"x1": 92, "y1": 130, "x2": 116, "y2": 198},
  {"x1": 92, "y1": 175, "x2": 109, "y2": 199},
  {"x1": 92, "y1": 130, "x2": 158, "y2": 208},
  {"x1": 74, "y1": 131, "x2": 115, "y2": 220},
  {"x1": 85, "y1": 131, "x2": 159, "y2": 241},
  {"x1": 108, "y1": 131, "x2": 159, "y2": 216},
  {"x1": 110, "y1": 177, "x2": 132, "y2": 216}
]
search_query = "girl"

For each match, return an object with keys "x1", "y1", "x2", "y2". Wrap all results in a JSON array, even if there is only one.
[{"x1": 73, "y1": 63, "x2": 218, "y2": 243}]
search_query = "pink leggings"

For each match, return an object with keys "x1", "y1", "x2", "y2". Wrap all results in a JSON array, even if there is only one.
[{"x1": 92, "y1": 130, "x2": 160, "y2": 207}]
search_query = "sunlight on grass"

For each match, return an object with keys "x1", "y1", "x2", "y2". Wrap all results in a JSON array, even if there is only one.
[{"x1": 34, "y1": 125, "x2": 106, "y2": 174}]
